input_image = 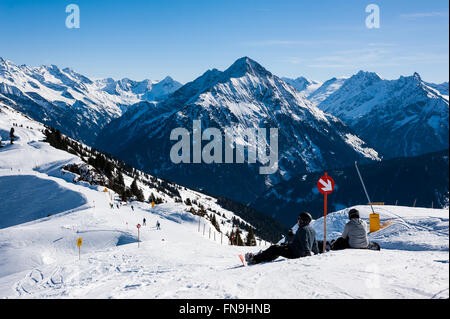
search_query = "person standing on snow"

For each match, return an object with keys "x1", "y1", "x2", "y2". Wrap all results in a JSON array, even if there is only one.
[
  {"x1": 156, "y1": 220, "x2": 160, "y2": 230},
  {"x1": 143, "y1": 218, "x2": 146, "y2": 226},
  {"x1": 131, "y1": 205, "x2": 134, "y2": 212},
  {"x1": 331, "y1": 208, "x2": 369, "y2": 250},
  {"x1": 245, "y1": 212, "x2": 319, "y2": 265}
]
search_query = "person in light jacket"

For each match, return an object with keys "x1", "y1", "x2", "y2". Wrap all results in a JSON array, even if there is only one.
[{"x1": 332, "y1": 208, "x2": 369, "y2": 250}]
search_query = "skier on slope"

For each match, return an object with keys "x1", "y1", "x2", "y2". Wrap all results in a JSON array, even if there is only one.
[
  {"x1": 143, "y1": 218, "x2": 146, "y2": 226},
  {"x1": 156, "y1": 220, "x2": 160, "y2": 230},
  {"x1": 245, "y1": 212, "x2": 319, "y2": 265},
  {"x1": 330, "y1": 208, "x2": 379, "y2": 250}
]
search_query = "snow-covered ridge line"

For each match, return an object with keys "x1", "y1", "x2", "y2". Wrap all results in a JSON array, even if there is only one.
[{"x1": 0, "y1": 57, "x2": 182, "y2": 144}]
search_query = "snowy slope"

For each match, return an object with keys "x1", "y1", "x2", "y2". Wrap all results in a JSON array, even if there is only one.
[
  {"x1": 307, "y1": 76, "x2": 348, "y2": 105},
  {"x1": 0, "y1": 103, "x2": 448, "y2": 299},
  {"x1": 310, "y1": 205, "x2": 449, "y2": 251},
  {"x1": 0, "y1": 58, "x2": 181, "y2": 144},
  {"x1": 281, "y1": 76, "x2": 348, "y2": 106},
  {"x1": 426, "y1": 81, "x2": 449, "y2": 99},
  {"x1": 281, "y1": 77, "x2": 322, "y2": 97}
]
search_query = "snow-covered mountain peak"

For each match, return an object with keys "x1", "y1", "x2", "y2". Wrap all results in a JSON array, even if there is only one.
[
  {"x1": 344, "y1": 70, "x2": 383, "y2": 87},
  {"x1": 317, "y1": 70, "x2": 449, "y2": 158},
  {"x1": 0, "y1": 57, "x2": 13, "y2": 67},
  {"x1": 223, "y1": 56, "x2": 272, "y2": 79}
]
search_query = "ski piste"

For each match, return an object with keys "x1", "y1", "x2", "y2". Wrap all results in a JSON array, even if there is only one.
[{"x1": 0, "y1": 103, "x2": 448, "y2": 298}]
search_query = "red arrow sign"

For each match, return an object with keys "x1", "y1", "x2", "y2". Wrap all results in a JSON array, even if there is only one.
[{"x1": 317, "y1": 174, "x2": 335, "y2": 195}]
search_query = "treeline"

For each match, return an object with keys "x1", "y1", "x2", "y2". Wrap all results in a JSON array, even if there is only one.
[
  {"x1": 184, "y1": 198, "x2": 257, "y2": 246},
  {"x1": 216, "y1": 197, "x2": 288, "y2": 243},
  {"x1": 43, "y1": 126, "x2": 179, "y2": 204}
]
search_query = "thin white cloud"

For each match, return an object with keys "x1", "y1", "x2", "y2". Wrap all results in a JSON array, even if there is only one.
[
  {"x1": 306, "y1": 48, "x2": 448, "y2": 69},
  {"x1": 400, "y1": 12, "x2": 448, "y2": 18},
  {"x1": 278, "y1": 57, "x2": 304, "y2": 64},
  {"x1": 368, "y1": 42, "x2": 397, "y2": 47},
  {"x1": 243, "y1": 40, "x2": 337, "y2": 47}
]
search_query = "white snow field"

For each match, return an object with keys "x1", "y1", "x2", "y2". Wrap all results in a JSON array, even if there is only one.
[{"x1": 0, "y1": 104, "x2": 448, "y2": 299}]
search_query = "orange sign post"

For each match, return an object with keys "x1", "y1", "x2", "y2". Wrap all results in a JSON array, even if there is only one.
[
  {"x1": 137, "y1": 224, "x2": 141, "y2": 248},
  {"x1": 317, "y1": 172, "x2": 335, "y2": 253}
]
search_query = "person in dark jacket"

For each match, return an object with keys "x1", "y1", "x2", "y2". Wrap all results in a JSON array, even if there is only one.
[
  {"x1": 245, "y1": 213, "x2": 319, "y2": 265},
  {"x1": 285, "y1": 228, "x2": 295, "y2": 244}
]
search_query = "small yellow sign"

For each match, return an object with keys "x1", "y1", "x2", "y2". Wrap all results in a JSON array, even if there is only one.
[
  {"x1": 151, "y1": 202, "x2": 155, "y2": 208},
  {"x1": 369, "y1": 214, "x2": 380, "y2": 233},
  {"x1": 77, "y1": 238, "x2": 82, "y2": 247}
]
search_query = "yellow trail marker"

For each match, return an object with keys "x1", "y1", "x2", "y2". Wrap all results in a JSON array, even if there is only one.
[
  {"x1": 77, "y1": 238, "x2": 82, "y2": 260},
  {"x1": 103, "y1": 188, "x2": 108, "y2": 192},
  {"x1": 369, "y1": 213, "x2": 380, "y2": 233},
  {"x1": 151, "y1": 202, "x2": 155, "y2": 208}
]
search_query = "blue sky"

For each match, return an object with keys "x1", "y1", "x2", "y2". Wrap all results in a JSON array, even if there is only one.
[{"x1": 0, "y1": 0, "x2": 448, "y2": 83}]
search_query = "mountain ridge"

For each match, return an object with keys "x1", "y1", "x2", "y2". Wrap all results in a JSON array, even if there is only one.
[
  {"x1": 96, "y1": 57, "x2": 380, "y2": 204},
  {"x1": 0, "y1": 57, "x2": 182, "y2": 144}
]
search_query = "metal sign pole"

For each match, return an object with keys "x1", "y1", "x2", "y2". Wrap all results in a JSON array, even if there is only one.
[
  {"x1": 323, "y1": 193, "x2": 327, "y2": 253},
  {"x1": 355, "y1": 161, "x2": 375, "y2": 214}
]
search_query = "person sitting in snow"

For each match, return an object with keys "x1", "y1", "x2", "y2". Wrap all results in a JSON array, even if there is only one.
[
  {"x1": 331, "y1": 208, "x2": 369, "y2": 250},
  {"x1": 245, "y1": 212, "x2": 319, "y2": 265}
]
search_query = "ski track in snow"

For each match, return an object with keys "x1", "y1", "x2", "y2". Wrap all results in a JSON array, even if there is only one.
[{"x1": 0, "y1": 103, "x2": 449, "y2": 299}]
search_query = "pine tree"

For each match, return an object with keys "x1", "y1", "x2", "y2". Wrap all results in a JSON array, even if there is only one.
[
  {"x1": 245, "y1": 227, "x2": 256, "y2": 246},
  {"x1": 235, "y1": 228, "x2": 244, "y2": 246},
  {"x1": 9, "y1": 128, "x2": 15, "y2": 144},
  {"x1": 117, "y1": 172, "x2": 125, "y2": 187},
  {"x1": 130, "y1": 178, "x2": 145, "y2": 202},
  {"x1": 210, "y1": 214, "x2": 221, "y2": 233},
  {"x1": 119, "y1": 188, "x2": 128, "y2": 202},
  {"x1": 229, "y1": 228, "x2": 243, "y2": 246},
  {"x1": 148, "y1": 192, "x2": 156, "y2": 203}
]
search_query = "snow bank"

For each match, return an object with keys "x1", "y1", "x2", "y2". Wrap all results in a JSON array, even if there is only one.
[{"x1": 311, "y1": 205, "x2": 449, "y2": 251}]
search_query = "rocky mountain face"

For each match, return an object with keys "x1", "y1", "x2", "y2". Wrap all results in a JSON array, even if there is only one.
[{"x1": 96, "y1": 57, "x2": 379, "y2": 203}]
